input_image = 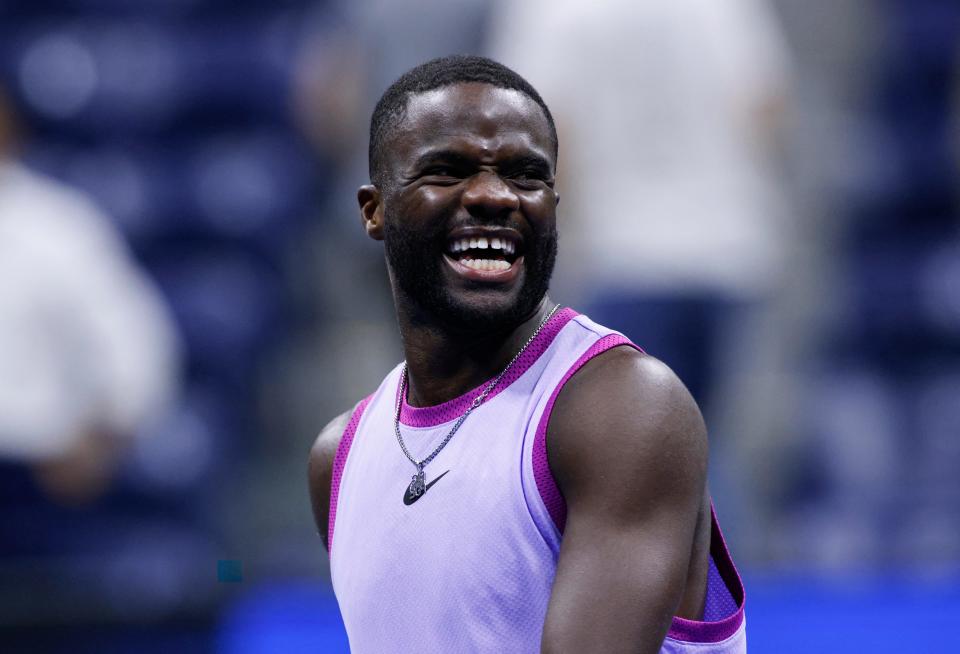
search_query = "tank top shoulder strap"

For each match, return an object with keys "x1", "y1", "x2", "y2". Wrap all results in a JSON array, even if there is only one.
[
  {"x1": 327, "y1": 364, "x2": 403, "y2": 551},
  {"x1": 522, "y1": 313, "x2": 643, "y2": 551}
]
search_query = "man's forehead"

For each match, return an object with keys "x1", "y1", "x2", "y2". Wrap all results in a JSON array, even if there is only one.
[
  {"x1": 394, "y1": 82, "x2": 554, "y2": 155},
  {"x1": 406, "y1": 83, "x2": 537, "y2": 121}
]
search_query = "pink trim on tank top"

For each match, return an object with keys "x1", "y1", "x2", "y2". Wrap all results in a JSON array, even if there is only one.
[
  {"x1": 666, "y1": 504, "x2": 746, "y2": 643},
  {"x1": 531, "y1": 333, "x2": 637, "y2": 533},
  {"x1": 397, "y1": 307, "x2": 579, "y2": 428},
  {"x1": 327, "y1": 394, "x2": 373, "y2": 552}
]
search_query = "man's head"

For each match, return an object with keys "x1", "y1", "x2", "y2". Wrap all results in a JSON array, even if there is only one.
[
  {"x1": 358, "y1": 55, "x2": 560, "y2": 334},
  {"x1": 368, "y1": 55, "x2": 557, "y2": 189}
]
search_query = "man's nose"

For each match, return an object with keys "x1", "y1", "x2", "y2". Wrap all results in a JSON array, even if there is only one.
[{"x1": 461, "y1": 171, "x2": 520, "y2": 218}]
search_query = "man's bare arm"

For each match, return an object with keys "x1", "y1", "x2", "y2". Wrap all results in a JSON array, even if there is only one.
[
  {"x1": 308, "y1": 410, "x2": 352, "y2": 552},
  {"x1": 542, "y1": 348, "x2": 708, "y2": 654}
]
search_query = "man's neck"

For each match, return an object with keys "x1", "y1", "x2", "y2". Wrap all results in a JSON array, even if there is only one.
[{"x1": 397, "y1": 297, "x2": 554, "y2": 408}]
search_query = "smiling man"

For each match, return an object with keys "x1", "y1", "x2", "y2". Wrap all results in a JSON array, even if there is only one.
[{"x1": 308, "y1": 55, "x2": 745, "y2": 653}]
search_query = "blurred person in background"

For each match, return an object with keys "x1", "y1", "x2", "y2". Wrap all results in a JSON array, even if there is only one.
[
  {"x1": 491, "y1": 0, "x2": 791, "y2": 408},
  {"x1": 0, "y1": 88, "x2": 180, "y2": 508},
  {"x1": 490, "y1": 0, "x2": 794, "y2": 545},
  {"x1": 1, "y1": 4, "x2": 318, "y2": 649}
]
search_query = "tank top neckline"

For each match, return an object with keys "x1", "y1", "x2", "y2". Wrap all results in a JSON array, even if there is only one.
[{"x1": 398, "y1": 308, "x2": 579, "y2": 428}]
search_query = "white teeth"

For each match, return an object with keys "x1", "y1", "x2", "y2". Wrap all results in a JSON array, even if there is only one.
[
  {"x1": 461, "y1": 258, "x2": 511, "y2": 271},
  {"x1": 448, "y1": 236, "x2": 518, "y2": 255}
]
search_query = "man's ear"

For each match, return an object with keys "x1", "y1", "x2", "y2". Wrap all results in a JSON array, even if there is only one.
[{"x1": 358, "y1": 184, "x2": 384, "y2": 241}]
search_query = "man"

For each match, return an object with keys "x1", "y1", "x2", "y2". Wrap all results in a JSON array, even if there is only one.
[{"x1": 308, "y1": 56, "x2": 745, "y2": 653}]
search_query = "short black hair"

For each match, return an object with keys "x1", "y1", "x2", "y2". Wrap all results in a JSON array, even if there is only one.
[{"x1": 368, "y1": 55, "x2": 557, "y2": 187}]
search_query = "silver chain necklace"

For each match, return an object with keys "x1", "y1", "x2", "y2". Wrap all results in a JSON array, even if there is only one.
[{"x1": 395, "y1": 303, "x2": 561, "y2": 500}]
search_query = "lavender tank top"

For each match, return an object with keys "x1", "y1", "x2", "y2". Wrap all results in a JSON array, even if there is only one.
[{"x1": 329, "y1": 309, "x2": 746, "y2": 652}]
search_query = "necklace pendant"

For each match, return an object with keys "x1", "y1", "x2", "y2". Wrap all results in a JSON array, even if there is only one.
[
  {"x1": 394, "y1": 305, "x2": 561, "y2": 502},
  {"x1": 408, "y1": 469, "x2": 426, "y2": 498}
]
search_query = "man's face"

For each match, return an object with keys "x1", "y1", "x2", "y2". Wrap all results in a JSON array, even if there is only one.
[{"x1": 374, "y1": 82, "x2": 558, "y2": 333}]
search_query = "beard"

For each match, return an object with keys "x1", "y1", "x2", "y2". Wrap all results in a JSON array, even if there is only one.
[{"x1": 383, "y1": 212, "x2": 558, "y2": 334}]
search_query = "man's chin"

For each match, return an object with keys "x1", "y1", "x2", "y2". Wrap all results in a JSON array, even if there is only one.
[
  {"x1": 430, "y1": 261, "x2": 552, "y2": 334},
  {"x1": 389, "y1": 250, "x2": 552, "y2": 334},
  {"x1": 432, "y1": 294, "x2": 530, "y2": 334}
]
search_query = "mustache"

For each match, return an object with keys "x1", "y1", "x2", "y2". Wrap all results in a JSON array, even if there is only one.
[
  {"x1": 386, "y1": 217, "x2": 539, "y2": 245},
  {"x1": 445, "y1": 216, "x2": 526, "y2": 231}
]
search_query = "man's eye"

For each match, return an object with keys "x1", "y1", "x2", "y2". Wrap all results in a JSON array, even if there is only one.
[
  {"x1": 424, "y1": 167, "x2": 459, "y2": 178},
  {"x1": 513, "y1": 167, "x2": 548, "y2": 180},
  {"x1": 510, "y1": 170, "x2": 549, "y2": 187}
]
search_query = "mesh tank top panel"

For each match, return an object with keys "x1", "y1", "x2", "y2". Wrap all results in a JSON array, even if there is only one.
[
  {"x1": 329, "y1": 325, "x2": 591, "y2": 652},
  {"x1": 328, "y1": 311, "x2": 746, "y2": 653}
]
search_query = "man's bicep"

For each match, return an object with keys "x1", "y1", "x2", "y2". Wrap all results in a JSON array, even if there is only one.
[
  {"x1": 308, "y1": 410, "x2": 352, "y2": 551},
  {"x1": 544, "y1": 502, "x2": 699, "y2": 653},
  {"x1": 541, "y1": 350, "x2": 707, "y2": 653}
]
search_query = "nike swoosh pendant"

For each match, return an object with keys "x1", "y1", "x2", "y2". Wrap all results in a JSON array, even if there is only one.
[
  {"x1": 408, "y1": 469, "x2": 426, "y2": 498},
  {"x1": 403, "y1": 470, "x2": 450, "y2": 505}
]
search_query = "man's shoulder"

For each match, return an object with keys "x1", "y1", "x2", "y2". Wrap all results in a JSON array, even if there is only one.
[
  {"x1": 309, "y1": 370, "x2": 393, "y2": 468},
  {"x1": 308, "y1": 407, "x2": 357, "y2": 551},
  {"x1": 546, "y1": 345, "x2": 708, "y2": 506},
  {"x1": 554, "y1": 343, "x2": 694, "y2": 423},
  {"x1": 310, "y1": 410, "x2": 354, "y2": 469}
]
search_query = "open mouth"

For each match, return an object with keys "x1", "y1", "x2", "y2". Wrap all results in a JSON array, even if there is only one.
[{"x1": 444, "y1": 232, "x2": 522, "y2": 272}]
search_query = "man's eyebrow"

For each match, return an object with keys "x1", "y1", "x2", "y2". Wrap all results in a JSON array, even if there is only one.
[
  {"x1": 410, "y1": 150, "x2": 474, "y2": 170},
  {"x1": 504, "y1": 154, "x2": 553, "y2": 174},
  {"x1": 409, "y1": 150, "x2": 554, "y2": 174}
]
